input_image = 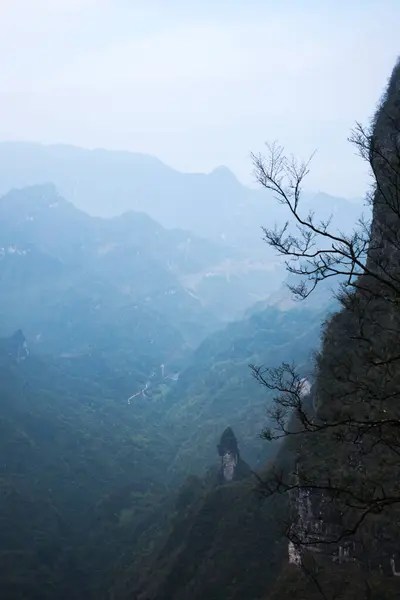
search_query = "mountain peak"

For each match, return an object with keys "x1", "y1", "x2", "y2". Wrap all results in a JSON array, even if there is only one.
[
  {"x1": 0, "y1": 183, "x2": 67, "y2": 213},
  {"x1": 209, "y1": 165, "x2": 239, "y2": 184}
]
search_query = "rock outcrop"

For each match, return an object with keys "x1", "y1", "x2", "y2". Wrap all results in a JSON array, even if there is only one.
[
  {"x1": 0, "y1": 329, "x2": 29, "y2": 362},
  {"x1": 217, "y1": 427, "x2": 251, "y2": 484}
]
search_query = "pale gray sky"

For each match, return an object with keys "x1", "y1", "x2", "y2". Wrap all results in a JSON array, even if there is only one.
[{"x1": 0, "y1": 0, "x2": 398, "y2": 197}]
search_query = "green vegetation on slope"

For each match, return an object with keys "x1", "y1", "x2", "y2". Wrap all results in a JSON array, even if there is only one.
[
  {"x1": 114, "y1": 469, "x2": 287, "y2": 600},
  {"x1": 162, "y1": 304, "x2": 331, "y2": 478},
  {"x1": 0, "y1": 337, "x2": 177, "y2": 599}
]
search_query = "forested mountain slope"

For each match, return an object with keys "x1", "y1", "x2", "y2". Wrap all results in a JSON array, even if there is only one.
[
  {"x1": 0, "y1": 332, "x2": 176, "y2": 599},
  {"x1": 162, "y1": 303, "x2": 331, "y2": 479},
  {"x1": 112, "y1": 430, "x2": 287, "y2": 600},
  {"x1": 0, "y1": 309, "x2": 329, "y2": 599}
]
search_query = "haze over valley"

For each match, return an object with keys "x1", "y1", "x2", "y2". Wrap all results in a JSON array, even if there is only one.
[
  {"x1": 0, "y1": 142, "x2": 364, "y2": 598},
  {"x1": 1, "y1": 2, "x2": 400, "y2": 599}
]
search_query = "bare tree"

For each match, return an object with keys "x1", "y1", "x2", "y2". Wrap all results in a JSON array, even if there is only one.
[
  {"x1": 250, "y1": 58, "x2": 400, "y2": 578},
  {"x1": 251, "y1": 86, "x2": 400, "y2": 298}
]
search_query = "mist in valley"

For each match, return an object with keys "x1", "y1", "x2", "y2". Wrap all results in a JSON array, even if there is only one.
[{"x1": 1, "y1": 2, "x2": 399, "y2": 600}]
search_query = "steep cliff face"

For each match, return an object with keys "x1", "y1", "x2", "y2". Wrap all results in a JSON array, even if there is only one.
[
  {"x1": 369, "y1": 58, "x2": 400, "y2": 269},
  {"x1": 273, "y1": 58, "x2": 400, "y2": 597}
]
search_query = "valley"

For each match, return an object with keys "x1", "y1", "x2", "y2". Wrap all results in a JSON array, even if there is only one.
[
  {"x1": 0, "y1": 157, "x2": 346, "y2": 598},
  {"x1": 0, "y1": 105, "x2": 386, "y2": 600},
  {"x1": 1, "y1": 0, "x2": 399, "y2": 596}
]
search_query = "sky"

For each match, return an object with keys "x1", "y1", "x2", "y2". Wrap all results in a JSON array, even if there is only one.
[{"x1": 0, "y1": 0, "x2": 399, "y2": 198}]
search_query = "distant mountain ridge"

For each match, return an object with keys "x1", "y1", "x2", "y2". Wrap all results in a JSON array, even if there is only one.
[
  {"x1": 0, "y1": 142, "x2": 365, "y2": 254},
  {"x1": 0, "y1": 183, "x2": 284, "y2": 335}
]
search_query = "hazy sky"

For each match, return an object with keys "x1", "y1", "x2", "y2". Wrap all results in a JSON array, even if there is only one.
[{"x1": 0, "y1": 0, "x2": 398, "y2": 197}]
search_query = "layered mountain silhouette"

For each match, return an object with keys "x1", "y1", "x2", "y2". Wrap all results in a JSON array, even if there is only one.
[
  {"x1": 0, "y1": 183, "x2": 286, "y2": 351},
  {"x1": 0, "y1": 142, "x2": 364, "y2": 254}
]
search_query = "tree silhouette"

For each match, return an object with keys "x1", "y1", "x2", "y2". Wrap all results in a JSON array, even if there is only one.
[{"x1": 251, "y1": 58, "x2": 400, "y2": 576}]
